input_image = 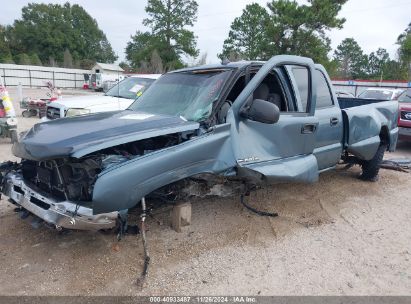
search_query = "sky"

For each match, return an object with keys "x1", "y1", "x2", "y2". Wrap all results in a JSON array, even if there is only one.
[{"x1": 2, "y1": 0, "x2": 411, "y2": 64}]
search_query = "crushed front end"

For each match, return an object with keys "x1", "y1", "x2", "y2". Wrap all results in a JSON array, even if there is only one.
[{"x1": 0, "y1": 160, "x2": 118, "y2": 231}]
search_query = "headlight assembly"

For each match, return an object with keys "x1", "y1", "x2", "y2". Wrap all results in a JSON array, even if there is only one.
[
  {"x1": 65, "y1": 108, "x2": 91, "y2": 117},
  {"x1": 6, "y1": 117, "x2": 18, "y2": 126}
]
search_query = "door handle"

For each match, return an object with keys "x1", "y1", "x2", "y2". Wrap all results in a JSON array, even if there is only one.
[
  {"x1": 301, "y1": 123, "x2": 317, "y2": 134},
  {"x1": 330, "y1": 117, "x2": 339, "y2": 126}
]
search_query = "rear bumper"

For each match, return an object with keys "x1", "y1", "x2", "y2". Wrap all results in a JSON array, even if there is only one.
[{"x1": 2, "y1": 172, "x2": 118, "y2": 231}]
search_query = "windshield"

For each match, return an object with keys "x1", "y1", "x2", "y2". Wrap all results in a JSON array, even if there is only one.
[
  {"x1": 358, "y1": 89, "x2": 393, "y2": 100},
  {"x1": 128, "y1": 70, "x2": 232, "y2": 121},
  {"x1": 105, "y1": 77, "x2": 156, "y2": 99},
  {"x1": 398, "y1": 89, "x2": 411, "y2": 103}
]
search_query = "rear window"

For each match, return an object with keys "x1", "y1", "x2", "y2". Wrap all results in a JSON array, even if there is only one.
[{"x1": 106, "y1": 77, "x2": 155, "y2": 99}]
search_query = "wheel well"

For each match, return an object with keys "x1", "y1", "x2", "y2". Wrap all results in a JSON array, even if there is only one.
[{"x1": 379, "y1": 126, "x2": 390, "y2": 148}]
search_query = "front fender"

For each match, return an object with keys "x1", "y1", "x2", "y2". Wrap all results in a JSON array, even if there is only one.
[{"x1": 91, "y1": 124, "x2": 235, "y2": 214}]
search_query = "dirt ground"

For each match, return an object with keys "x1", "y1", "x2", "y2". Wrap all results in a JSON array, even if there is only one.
[{"x1": 0, "y1": 87, "x2": 410, "y2": 295}]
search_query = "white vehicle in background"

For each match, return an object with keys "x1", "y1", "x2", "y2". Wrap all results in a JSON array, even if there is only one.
[
  {"x1": 90, "y1": 73, "x2": 125, "y2": 91},
  {"x1": 357, "y1": 88, "x2": 404, "y2": 100},
  {"x1": 45, "y1": 74, "x2": 161, "y2": 120},
  {"x1": 335, "y1": 90, "x2": 355, "y2": 98}
]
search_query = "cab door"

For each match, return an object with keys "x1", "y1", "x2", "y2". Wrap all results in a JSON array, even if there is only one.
[
  {"x1": 227, "y1": 55, "x2": 320, "y2": 183},
  {"x1": 312, "y1": 66, "x2": 343, "y2": 170}
]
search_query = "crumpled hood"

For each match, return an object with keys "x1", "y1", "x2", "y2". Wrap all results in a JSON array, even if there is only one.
[
  {"x1": 52, "y1": 94, "x2": 121, "y2": 109},
  {"x1": 13, "y1": 110, "x2": 199, "y2": 160}
]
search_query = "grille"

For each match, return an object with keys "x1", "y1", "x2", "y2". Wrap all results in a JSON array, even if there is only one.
[
  {"x1": 401, "y1": 111, "x2": 411, "y2": 121},
  {"x1": 46, "y1": 106, "x2": 62, "y2": 119}
]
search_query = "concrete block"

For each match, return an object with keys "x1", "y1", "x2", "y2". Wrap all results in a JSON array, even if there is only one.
[{"x1": 171, "y1": 202, "x2": 192, "y2": 233}]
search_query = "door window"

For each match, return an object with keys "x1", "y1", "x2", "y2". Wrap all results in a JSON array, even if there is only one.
[
  {"x1": 315, "y1": 70, "x2": 334, "y2": 108},
  {"x1": 289, "y1": 66, "x2": 309, "y2": 112}
]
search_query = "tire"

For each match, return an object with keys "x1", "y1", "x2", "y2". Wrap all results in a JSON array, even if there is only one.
[
  {"x1": 29, "y1": 109, "x2": 38, "y2": 117},
  {"x1": 359, "y1": 144, "x2": 387, "y2": 181},
  {"x1": 10, "y1": 130, "x2": 18, "y2": 144},
  {"x1": 22, "y1": 110, "x2": 31, "y2": 118}
]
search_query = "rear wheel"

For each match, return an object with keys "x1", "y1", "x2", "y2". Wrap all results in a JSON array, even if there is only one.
[
  {"x1": 359, "y1": 144, "x2": 387, "y2": 181},
  {"x1": 10, "y1": 130, "x2": 18, "y2": 144}
]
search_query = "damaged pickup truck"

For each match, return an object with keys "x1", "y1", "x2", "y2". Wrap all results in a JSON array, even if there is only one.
[{"x1": 0, "y1": 55, "x2": 399, "y2": 231}]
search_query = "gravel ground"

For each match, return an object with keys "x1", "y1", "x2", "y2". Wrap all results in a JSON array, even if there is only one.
[{"x1": 0, "y1": 88, "x2": 410, "y2": 295}]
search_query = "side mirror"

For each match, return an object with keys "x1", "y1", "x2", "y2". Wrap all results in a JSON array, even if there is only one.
[{"x1": 242, "y1": 99, "x2": 280, "y2": 124}]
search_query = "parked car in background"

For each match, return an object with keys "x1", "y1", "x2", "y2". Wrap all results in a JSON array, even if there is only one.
[
  {"x1": 335, "y1": 90, "x2": 355, "y2": 98},
  {"x1": 91, "y1": 73, "x2": 125, "y2": 91},
  {"x1": 357, "y1": 88, "x2": 404, "y2": 100},
  {"x1": 398, "y1": 88, "x2": 411, "y2": 141},
  {"x1": 45, "y1": 74, "x2": 161, "y2": 119}
]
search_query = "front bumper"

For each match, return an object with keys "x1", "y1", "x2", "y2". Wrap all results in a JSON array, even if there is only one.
[
  {"x1": 399, "y1": 127, "x2": 411, "y2": 141},
  {"x1": 2, "y1": 172, "x2": 118, "y2": 231}
]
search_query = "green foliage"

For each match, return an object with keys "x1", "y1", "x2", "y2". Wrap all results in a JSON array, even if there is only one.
[
  {"x1": 0, "y1": 25, "x2": 13, "y2": 63},
  {"x1": 126, "y1": 0, "x2": 199, "y2": 71},
  {"x1": 220, "y1": 3, "x2": 269, "y2": 60},
  {"x1": 220, "y1": 0, "x2": 347, "y2": 64},
  {"x1": 79, "y1": 59, "x2": 95, "y2": 70},
  {"x1": 333, "y1": 38, "x2": 368, "y2": 79},
  {"x1": 6, "y1": 2, "x2": 117, "y2": 66},
  {"x1": 367, "y1": 48, "x2": 389, "y2": 80},
  {"x1": 63, "y1": 49, "x2": 73, "y2": 68},
  {"x1": 397, "y1": 22, "x2": 411, "y2": 80},
  {"x1": 119, "y1": 61, "x2": 132, "y2": 72},
  {"x1": 29, "y1": 53, "x2": 42, "y2": 66},
  {"x1": 15, "y1": 53, "x2": 31, "y2": 65}
]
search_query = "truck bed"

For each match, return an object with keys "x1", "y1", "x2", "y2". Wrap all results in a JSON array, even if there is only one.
[
  {"x1": 337, "y1": 97, "x2": 399, "y2": 160},
  {"x1": 337, "y1": 97, "x2": 389, "y2": 109}
]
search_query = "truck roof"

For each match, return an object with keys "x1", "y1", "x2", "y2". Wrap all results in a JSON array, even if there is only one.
[{"x1": 172, "y1": 61, "x2": 266, "y2": 73}]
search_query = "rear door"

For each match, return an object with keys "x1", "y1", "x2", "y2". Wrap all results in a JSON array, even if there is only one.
[
  {"x1": 228, "y1": 55, "x2": 320, "y2": 183},
  {"x1": 312, "y1": 66, "x2": 343, "y2": 170}
]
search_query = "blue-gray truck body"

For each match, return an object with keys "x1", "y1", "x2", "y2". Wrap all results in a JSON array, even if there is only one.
[{"x1": 0, "y1": 56, "x2": 398, "y2": 230}]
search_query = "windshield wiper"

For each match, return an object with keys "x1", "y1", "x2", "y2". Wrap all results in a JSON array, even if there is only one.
[{"x1": 108, "y1": 95, "x2": 128, "y2": 99}]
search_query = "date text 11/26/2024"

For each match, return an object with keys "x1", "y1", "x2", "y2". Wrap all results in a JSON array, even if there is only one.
[{"x1": 149, "y1": 296, "x2": 257, "y2": 303}]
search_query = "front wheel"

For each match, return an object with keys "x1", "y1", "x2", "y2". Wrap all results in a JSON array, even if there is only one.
[
  {"x1": 359, "y1": 144, "x2": 387, "y2": 181},
  {"x1": 10, "y1": 130, "x2": 18, "y2": 144}
]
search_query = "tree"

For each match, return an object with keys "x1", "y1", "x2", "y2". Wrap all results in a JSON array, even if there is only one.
[
  {"x1": 63, "y1": 49, "x2": 73, "y2": 68},
  {"x1": 333, "y1": 38, "x2": 368, "y2": 79},
  {"x1": 15, "y1": 53, "x2": 31, "y2": 65},
  {"x1": 79, "y1": 59, "x2": 95, "y2": 70},
  {"x1": 49, "y1": 56, "x2": 57, "y2": 67},
  {"x1": 125, "y1": 31, "x2": 163, "y2": 70},
  {"x1": 220, "y1": 3, "x2": 269, "y2": 60},
  {"x1": 0, "y1": 25, "x2": 13, "y2": 63},
  {"x1": 119, "y1": 61, "x2": 132, "y2": 73},
  {"x1": 220, "y1": 0, "x2": 347, "y2": 64},
  {"x1": 29, "y1": 53, "x2": 42, "y2": 66},
  {"x1": 397, "y1": 22, "x2": 411, "y2": 80},
  {"x1": 195, "y1": 52, "x2": 207, "y2": 66},
  {"x1": 8, "y1": 3, "x2": 117, "y2": 64},
  {"x1": 367, "y1": 48, "x2": 390, "y2": 80},
  {"x1": 126, "y1": 0, "x2": 199, "y2": 71},
  {"x1": 150, "y1": 49, "x2": 164, "y2": 73}
]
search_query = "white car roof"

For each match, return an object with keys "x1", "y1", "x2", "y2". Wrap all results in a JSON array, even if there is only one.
[
  {"x1": 364, "y1": 88, "x2": 403, "y2": 93},
  {"x1": 128, "y1": 74, "x2": 162, "y2": 79}
]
